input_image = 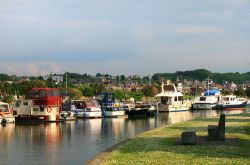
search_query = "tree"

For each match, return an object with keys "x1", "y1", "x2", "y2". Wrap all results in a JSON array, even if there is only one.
[
  {"x1": 0, "y1": 74, "x2": 10, "y2": 81},
  {"x1": 2, "y1": 95, "x2": 14, "y2": 104},
  {"x1": 91, "y1": 83, "x2": 105, "y2": 95},
  {"x1": 82, "y1": 86, "x2": 95, "y2": 98},
  {"x1": 234, "y1": 89, "x2": 245, "y2": 97},
  {"x1": 141, "y1": 85, "x2": 159, "y2": 101},
  {"x1": 128, "y1": 91, "x2": 144, "y2": 102},
  {"x1": 245, "y1": 87, "x2": 250, "y2": 98},
  {"x1": 120, "y1": 75, "x2": 126, "y2": 81},
  {"x1": 96, "y1": 73, "x2": 102, "y2": 78},
  {"x1": 113, "y1": 90, "x2": 125, "y2": 101},
  {"x1": 68, "y1": 88, "x2": 82, "y2": 99}
]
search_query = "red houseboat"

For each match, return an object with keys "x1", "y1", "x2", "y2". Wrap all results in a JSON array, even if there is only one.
[{"x1": 13, "y1": 88, "x2": 63, "y2": 122}]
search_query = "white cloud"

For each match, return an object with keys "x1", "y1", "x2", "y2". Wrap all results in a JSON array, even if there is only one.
[{"x1": 0, "y1": 62, "x2": 63, "y2": 76}]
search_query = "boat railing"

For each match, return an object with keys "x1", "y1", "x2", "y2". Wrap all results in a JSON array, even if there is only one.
[{"x1": 98, "y1": 102, "x2": 126, "y2": 111}]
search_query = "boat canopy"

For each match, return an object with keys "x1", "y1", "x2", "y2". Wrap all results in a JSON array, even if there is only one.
[{"x1": 204, "y1": 89, "x2": 220, "y2": 96}]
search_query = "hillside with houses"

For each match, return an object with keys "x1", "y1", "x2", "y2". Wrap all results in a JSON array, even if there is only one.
[{"x1": 0, "y1": 69, "x2": 250, "y2": 103}]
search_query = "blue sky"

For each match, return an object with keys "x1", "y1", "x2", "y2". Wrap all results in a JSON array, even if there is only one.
[{"x1": 0, "y1": 0, "x2": 249, "y2": 76}]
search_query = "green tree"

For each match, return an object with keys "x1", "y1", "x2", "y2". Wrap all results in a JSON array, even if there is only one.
[
  {"x1": 141, "y1": 85, "x2": 158, "y2": 101},
  {"x1": 234, "y1": 89, "x2": 245, "y2": 97},
  {"x1": 2, "y1": 95, "x2": 14, "y2": 103},
  {"x1": 82, "y1": 86, "x2": 95, "y2": 98},
  {"x1": 91, "y1": 83, "x2": 105, "y2": 94},
  {"x1": 113, "y1": 90, "x2": 125, "y2": 101},
  {"x1": 96, "y1": 73, "x2": 102, "y2": 78},
  {"x1": 120, "y1": 75, "x2": 126, "y2": 81},
  {"x1": 245, "y1": 88, "x2": 250, "y2": 98},
  {"x1": 68, "y1": 87, "x2": 82, "y2": 99},
  {"x1": 128, "y1": 91, "x2": 144, "y2": 102},
  {"x1": 0, "y1": 74, "x2": 10, "y2": 81}
]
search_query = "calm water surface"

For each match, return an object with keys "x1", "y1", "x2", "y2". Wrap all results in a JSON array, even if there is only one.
[{"x1": 0, "y1": 110, "x2": 226, "y2": 165}]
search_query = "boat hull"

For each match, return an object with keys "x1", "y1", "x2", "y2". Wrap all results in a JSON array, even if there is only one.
[
  {"x1": 192, "y1": 103, "x2": 217, "y2": 110},
  {"x1": 0, "y1": 116, "x2": 15, "y2": 124},
  {"x1": 158, "y1": 104, "x2": 191, "y2": 112},
  {"x1": 15, "y1": 115, "x2": 64, "y2": 123},
  {"x1": 219, "y1": 101, "x2": 248, "y2": 111},
  {"x1": 83, "y1": 111, "x2": 102, "y2": 118},
  {"x1": 103, "y1": 110, "x2": 125, "y2": 117},
  {"x1": 127, "y1": 108, "x2": 156, "y2": 118}
]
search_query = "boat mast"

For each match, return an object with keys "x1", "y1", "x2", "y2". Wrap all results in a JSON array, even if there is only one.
[
  {"x1": 207, "y1": 77, "x2": 209, "y2": 95},
  {"x1": 65, "y1": 72, "x2": 68, "y2": 94}
]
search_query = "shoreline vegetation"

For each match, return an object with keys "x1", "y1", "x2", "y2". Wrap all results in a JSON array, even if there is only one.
[{"x1": 88, "y1": 112, "x2": 250, "y2": 165}]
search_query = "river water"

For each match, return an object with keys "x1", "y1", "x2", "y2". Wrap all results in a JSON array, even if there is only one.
[{"x1": 0, "y1": 110, "x2": 238, "y2": 165}]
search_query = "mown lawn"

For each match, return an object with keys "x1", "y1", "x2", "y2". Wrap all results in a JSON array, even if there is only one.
[{"x1": 101, "y1": 112, "x2": 250, "y2": 165}]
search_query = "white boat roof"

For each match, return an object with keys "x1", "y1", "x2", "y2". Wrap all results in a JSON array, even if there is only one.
[
  {"x1": 223, "y1": 95, "x2": 237, "y2": 98},
  {"x1": 155, "y1": 82, "x2": 184, "y2": 97},
  {"x1": 0, "y1": 102, "x2": 9, "y2": 105},
  {"x1": 155, "y1": 91, "x2": 183, "y2": 97}
]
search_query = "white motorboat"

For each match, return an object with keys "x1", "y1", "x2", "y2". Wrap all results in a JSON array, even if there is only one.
[
  {"x1": 192, "y1": 89, "x2": 221, "y2": 110},
  {"x1": 71, "y1": 99, "x2": 102, "y2": 118},
  {"x1": 96, "y1": 92, "x2": 126, "y2": 117},
  {"x1": 0, "y1": 101, "x2": 15, "y2": 124},
  {"x1": 155, "y1": 82, "x2": 191, "y2": 112},
  {"x1": 217, "y1": 95, "x2": 248, "y2": 111}
]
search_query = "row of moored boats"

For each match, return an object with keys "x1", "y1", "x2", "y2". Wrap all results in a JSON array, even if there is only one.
[{"x1": 0, "y1": 84, "x2": 249, "y2": 124}]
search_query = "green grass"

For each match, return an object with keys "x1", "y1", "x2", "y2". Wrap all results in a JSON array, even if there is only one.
[{"x1": 101, "y1": 113, "x2": 250, "y2": 165}]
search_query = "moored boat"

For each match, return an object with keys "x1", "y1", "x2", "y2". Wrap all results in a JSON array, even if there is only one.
[
  {"x1": 70, "y1": 99, "x2": 102, "y2": 118},
  {"x1": 0, "y1": 101, "x2": 15, "y2": 124},
  {"x1": 96, "y1": 92, "x2": 125, "y2": 117},
  {"x1": 13, "y1": 88, "x2": 64, "y2": 122},
  {"x1": 192, "y1": 89, "x2": 221, "y2": 110},
  {"x1": 155, "y1": 82, "x2": 191, "y2": 112},
  {"x1": 59, "y1": 111, "x2": 76, "y2": 121},
  {"x1": 217, "y1": 95, "x2": 248, "y2": 111},
  {"x1": 127, "y1": 103, "x2": 157, "y2": 118}
]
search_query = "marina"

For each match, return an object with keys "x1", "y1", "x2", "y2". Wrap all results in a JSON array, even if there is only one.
[
  {"x1": 1, "y1": 1, "x2": 249, "y2": 164},
  {"x1": 0, "y1": 109, "x2": 228, "y2": 165}
]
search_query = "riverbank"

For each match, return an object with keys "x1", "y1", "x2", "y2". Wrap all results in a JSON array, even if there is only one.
[{"x1": 88, "y1": 112, "x2": 250, "y2": 165}]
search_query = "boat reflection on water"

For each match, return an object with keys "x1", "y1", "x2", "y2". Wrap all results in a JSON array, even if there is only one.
[{"x1": 0, "y1": 124, "x2": 15, "y2": 143}]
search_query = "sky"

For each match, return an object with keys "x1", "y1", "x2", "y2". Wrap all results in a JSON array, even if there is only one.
[{"x1": 0, "y1": 0, "x2": 249, "y2": 76}]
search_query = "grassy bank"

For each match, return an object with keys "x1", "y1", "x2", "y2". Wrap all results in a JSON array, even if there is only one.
[{"x1": 99, "y1": 112, "x2": 250, "y2": 165}]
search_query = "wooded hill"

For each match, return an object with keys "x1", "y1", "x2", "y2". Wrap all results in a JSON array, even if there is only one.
[
  {"x1": 152, "y1": 69, "x2": 250, "y2": 84},
  {"x1": 1, "y1": 69, "x2": 250, "y2": 84}
]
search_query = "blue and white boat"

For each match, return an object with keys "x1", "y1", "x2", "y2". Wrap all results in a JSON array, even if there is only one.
[
  {"x1": 96, "y1": 92, "x2": 126, "y2": 117},
  {"x1": 217, "y1": 95, "x2": 248, "y2": 111},
  {"x1": 192, "y1": 89, "x2": 221, "y2": 110}
]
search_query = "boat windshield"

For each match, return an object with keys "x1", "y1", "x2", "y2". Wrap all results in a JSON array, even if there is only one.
[
  {"x1": 161, "y1": 97, "x2": 173, "y2": 105},
  {"x1": 96, "y1": 93, "x2": 105, "y2": 102},
  {"x1": 200, "y1": 97, "x2": 206, "y2": 101},
  {"x1": 85, "y1": 100, "x2": 99, "y2": 107},
  {"x1": 96, "y1": 93, "x2": 114, "y2": 102},
  {"x1": 15, "y1": 100, "x2": 21, "y2": 107},
  {"x1": 26, "y1": 89, "x2": 60, "y2": 99},
  {"x1": 72, "y1": 101, "x2": 86, "y2": 109}
]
